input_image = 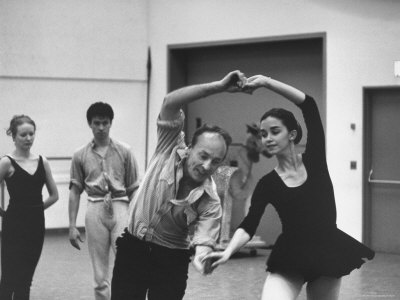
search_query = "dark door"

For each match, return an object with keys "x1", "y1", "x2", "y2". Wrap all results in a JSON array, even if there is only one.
[{"x1": 364, "y1": 88, "x2": 400, "y2": 254}]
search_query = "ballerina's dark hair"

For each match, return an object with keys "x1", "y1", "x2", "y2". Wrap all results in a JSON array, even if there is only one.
[{"x1": 260, "y1": 108, "x2": 303, "y2": 144}]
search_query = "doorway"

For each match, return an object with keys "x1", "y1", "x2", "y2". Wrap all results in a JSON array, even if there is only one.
[
  {"x1": 363, "y1": 87, "x2": 400, "y2": 254},
  {"x1": 168, "y1": 33, "x2": 326, "y2": 245}
]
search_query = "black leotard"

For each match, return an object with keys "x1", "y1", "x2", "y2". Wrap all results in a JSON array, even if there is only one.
[
  {"x1": 0, "y1": 155, "x2": 46, "y2": 299},
  {"x1": 239, "y1": 96, "x2": 374, "y2": 282}
]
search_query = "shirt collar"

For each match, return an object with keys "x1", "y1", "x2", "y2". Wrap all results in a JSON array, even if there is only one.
[
  {"x1": 170, "y1": 177, "x2": 220, "y2": 206},
  {"x1": 176, "y1": 147, "x2": 188, "y2": 160},
  {"x1": 202, "y1": 176, "x2": 220, "y2": 201},
  {"x1": 90, "y1": 138, "x2": 115, "y2": 149}
]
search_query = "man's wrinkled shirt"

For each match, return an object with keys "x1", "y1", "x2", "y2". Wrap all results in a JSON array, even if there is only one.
[{"x1": 127, "y1": 111, "x2": 222, "y2": 250}]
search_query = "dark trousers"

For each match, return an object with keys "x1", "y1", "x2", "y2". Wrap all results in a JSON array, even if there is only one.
[
  {"x1": 0, "y1": 206, "x2": 45, "y2": 300},
  {"x1": 111, "y1": 229, "x2": 191, "y2": 300}
]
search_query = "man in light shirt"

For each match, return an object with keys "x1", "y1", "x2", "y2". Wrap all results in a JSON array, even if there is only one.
[
  {"x1": 68, "y1": 102, "x2": 139, "y2": 300},
  {"x1": 111, "y1": 70, "x2": 247, "y2": 300}
]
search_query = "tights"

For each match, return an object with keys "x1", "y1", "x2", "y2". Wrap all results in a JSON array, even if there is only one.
[{"x1": 0, "y1": 206, "x2": 45, "y2": 300}]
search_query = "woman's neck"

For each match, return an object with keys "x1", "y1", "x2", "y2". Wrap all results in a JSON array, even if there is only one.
[
  {"x1": 276, "y1": 150, "x2": 301, "y2": 172},
  {"x1": 12, "y1": 149, "x2": 32, "y2": 159}
]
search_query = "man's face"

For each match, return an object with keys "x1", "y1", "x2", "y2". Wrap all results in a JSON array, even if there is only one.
[
  {"x1": 185, "y1": 132, "x2": 227, "y2": 183},
  {"x1": 89, "y1": 116, "x2": 112, "y2": 141}
]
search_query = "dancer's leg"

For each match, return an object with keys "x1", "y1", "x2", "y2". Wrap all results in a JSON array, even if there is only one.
[{"x1": 261, "y1": 272, "x2": 304, "y2": 300}]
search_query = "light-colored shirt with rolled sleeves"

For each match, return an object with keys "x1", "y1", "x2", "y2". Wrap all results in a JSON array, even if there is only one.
[
  {"x1": 70, "y1": 139, "x2": 139, "y2": 202},
  {"x1": 127, "y1": 111, "x2": 222, "y2": 250}
]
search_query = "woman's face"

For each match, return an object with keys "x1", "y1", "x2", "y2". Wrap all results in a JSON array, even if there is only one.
[
  {"x1": 259, "y1": 116, "x2": 292, "y2": 156},
  {"x1": 14, "y1": 123, "x2": 36, "y2": 151}
]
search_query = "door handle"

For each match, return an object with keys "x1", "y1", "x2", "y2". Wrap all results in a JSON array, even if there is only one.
[{"x1": 368, "y1": 169, "x2": 400, "y2": 185}]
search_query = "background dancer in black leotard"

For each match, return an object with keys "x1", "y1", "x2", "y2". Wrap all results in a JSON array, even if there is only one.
[
  {"x1": 0, "y1": 115, "x2": 59, "y2": 300},
  {"x1": 204, "y1": 74, "x2": 374, "y2": 300}
]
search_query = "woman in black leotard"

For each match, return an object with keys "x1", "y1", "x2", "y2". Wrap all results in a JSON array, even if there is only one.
[
  {"x1": 0, "y1": 115, "x2": 59, "y2": 300},
  {"x1": 204, "y1": 75, "x2": 374, "y2": 300}
]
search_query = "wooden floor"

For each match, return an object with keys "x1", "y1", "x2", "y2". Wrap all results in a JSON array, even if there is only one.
[{"x1": 2, "y1": 232, "x2": 400, "y2": 300}]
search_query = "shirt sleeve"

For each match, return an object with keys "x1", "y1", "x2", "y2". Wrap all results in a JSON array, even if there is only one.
[
  {"x1": 298, "y1": 95, "x2": 327, "y2": 169},
  {"x1": 155, "y1": 110, "x2": 186, "y2": 155},
  {"x1": 125, "y1": 148, "x2": 140, "y2": 199},
  {"x1": 69, "y1": 150, "x2": 84, "y2": 193},
  {"x1": 237, "y1": 177, "x2": 270, "y2": 238},
  {"x1": 190, "y1": 198, "x2": 222, "y2": 249}
]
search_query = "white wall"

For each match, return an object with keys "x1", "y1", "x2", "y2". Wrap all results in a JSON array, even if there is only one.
[
  {"x1": 0, "y1": 0, "x2": 147, "y2": 79},
  {"x1": 146, "y1": 0, "x2": 400, "y2": 240},
  {"x1": 0, "y1": 0, "x2": 148, "y2": 228}
]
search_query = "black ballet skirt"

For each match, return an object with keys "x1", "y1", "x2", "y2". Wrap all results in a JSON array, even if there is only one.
[
  {"x1": 238, "y1": 96, "x2": 375, "y2": 282},
  {"x1": 268, "y1": 225, "x2": 374, "y2": 281}
]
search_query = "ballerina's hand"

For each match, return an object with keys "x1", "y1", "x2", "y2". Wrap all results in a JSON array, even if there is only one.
[
  {"x1": 242, "y1": 75, "x2": 270, "y2": 95},
  {"x1": 219, "y1": 70, "x2": 248, "y2": 93},
  {"x1": 202, "y1": 251, "x2": 231, "y2": 274}
]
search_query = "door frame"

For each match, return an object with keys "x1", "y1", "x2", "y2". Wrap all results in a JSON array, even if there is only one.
[
  {"x1": 166, "y1": 33, "x2": 326, "y2": 244},
  {"x1": 362, "y1": 86, "x2": 400, "y2": 246},
  {"x1": 167, "y1": 32, "x2": 326, "y2": 92}
]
